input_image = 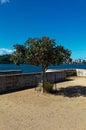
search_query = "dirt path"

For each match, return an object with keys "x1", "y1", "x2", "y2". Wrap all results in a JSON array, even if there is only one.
[{"x1": 0, "y1": 76, "x2": 86, "y2": 130}]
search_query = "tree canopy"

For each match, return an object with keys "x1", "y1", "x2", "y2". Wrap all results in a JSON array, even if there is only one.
[
  {"x1": 0, "y1": 54, "x2": 13, "y2": 64},
  {"x1": 12, "y1": 36, "x2": 71, "y2": 92},
  {"x1": 11, "y1": 44, "x2": 27, "y2": 65}
]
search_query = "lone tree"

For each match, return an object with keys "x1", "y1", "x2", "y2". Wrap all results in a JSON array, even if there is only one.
[{"x1": 12, "y1": 36, "x2": 71, "y2": 93}]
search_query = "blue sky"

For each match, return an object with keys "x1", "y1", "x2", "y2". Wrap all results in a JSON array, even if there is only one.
[{"x1": 0, "y1": 0, "x2": 86, "y2": 59}]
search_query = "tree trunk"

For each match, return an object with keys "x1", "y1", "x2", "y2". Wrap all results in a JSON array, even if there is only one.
[{"x1": 41, "y1": 66, "x2": 46, "y2": 93}]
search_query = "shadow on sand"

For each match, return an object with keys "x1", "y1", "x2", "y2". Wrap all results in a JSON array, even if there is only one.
[
  {"x1": 1, "y1": 85, "x2": 86, "y2": 98},
  {"x1": 52, "y1": 85, "x2": 86, "y2": 97},
  {"x1": 0, "y1": 86, "x2": 35, "y2": 95}
]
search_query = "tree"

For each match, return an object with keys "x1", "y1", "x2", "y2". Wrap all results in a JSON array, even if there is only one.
[
  {"x1": 11, "y1": 44, "x2": 27, "y2": 65},
  {"x1": 0, "y1": 54, "x2": 13, "y2": 64},
  {"x1": 25, "y1": 37, "x2": 56, "y2": 92},
  {"x1": 12, "y1": 36, "x2": 71, "y2": 93}
]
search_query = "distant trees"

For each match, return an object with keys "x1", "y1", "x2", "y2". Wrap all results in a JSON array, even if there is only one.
[
  {"x1": 12, "y1": 36, "x2": 71, "y2": 93},
  {"x1": 11, "y1": 44, "x2": 27, "y2": 65},
  {"x1": 0, "y1": 54, "x2": 13, "y2": 64}
]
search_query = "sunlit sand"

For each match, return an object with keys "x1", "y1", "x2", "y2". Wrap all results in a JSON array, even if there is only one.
[{"x1": 0, "y1": 76, "x2": 86, "y2": 130}]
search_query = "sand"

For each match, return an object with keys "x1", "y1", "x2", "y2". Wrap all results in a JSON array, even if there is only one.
[{"x1": 0, "y1": 76, "x2": 86, "y2": 130}]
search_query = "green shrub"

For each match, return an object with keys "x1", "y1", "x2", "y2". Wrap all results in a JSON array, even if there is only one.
[{"x1": 44, "y1": 82, "x2": 53, "y2": 93}]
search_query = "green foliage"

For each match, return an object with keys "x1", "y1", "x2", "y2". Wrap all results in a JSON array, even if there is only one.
[
  {"x1": 12, "y1": 37, "x2": 71, "y2": 67},
  {"x1": 0, "y1": 54, "x2": 13, "y2": 64},
  {"x1": 25, "y1": 37, "x2": 56, "y2": 68},
  {"x1": 12, "y1": 36, "x2": 71, "y2": 93},
  {"x1": 43, "y1": 82, "x2": 53, "y2": 93},
  {"x1": 11, "y1": 44, "x2": 27, "y2": 65},
  {"x1": 54, "y1": 45, "x2": 71, "y2": 64},
  {"x1": 25, "y1": 37, "x2": 71, "y2": 67},
  {"x1": 36, "y1": 82, "x2": 53, "y2": 93}
]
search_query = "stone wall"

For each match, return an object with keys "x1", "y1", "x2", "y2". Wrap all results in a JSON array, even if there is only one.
[
  {"x1": 0, "y1": 70, "x2": 66, "y2": 93},
  {"x1": 62, "y1": 69, "x2": 86, "y2": 77},
  {"x1": 0, "y1": 73, "x2": 41, "y2": 93},
  {"x1": 1, "y1": 69, "x2": 86, "y2": 93},
  {"x1": 76, "y1": 69, "x2": 86, "y2": 76},
  {"x1": 0, "y1": 70, "x2": 22, "y2": 75},
  {"x1": 65, "y1": 69, "x2": 86, "y2": 77},
  {"x1": 64, "y1": 69, "x2": 77, "y2": 76},
  {"x1": 46, "y1": 70, "x2": 66, "y2": 83}
]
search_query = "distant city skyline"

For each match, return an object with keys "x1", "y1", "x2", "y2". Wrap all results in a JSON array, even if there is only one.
[{"x1": 0, "y1": 0, "x2": 86, "y2": 59}]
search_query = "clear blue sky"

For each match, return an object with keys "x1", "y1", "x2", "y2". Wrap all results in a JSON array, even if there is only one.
[{"x1": 0, "y1": 0, "x2": 86, "y2": 59}]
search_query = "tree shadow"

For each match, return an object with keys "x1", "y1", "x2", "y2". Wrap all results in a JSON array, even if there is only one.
[{"x1": 52, "y1": 85, "x2": 86, "y2": 97}]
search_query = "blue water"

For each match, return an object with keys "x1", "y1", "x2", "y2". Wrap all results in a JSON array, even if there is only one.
[
  {"x1": 0, "y1": 64, "x2": 86, "y2": 73},
  {"x1": 0, "y1": 64, "x2": 41, "y2": 73}
]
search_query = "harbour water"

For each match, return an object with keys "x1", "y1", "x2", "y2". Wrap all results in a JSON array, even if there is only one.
[{"x1": 0, "y1": 64, "x2": 86, "y2": 73}]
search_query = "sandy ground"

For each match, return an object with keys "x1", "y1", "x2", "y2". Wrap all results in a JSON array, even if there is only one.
[{"x1": 0, "y1": 76, "x2": 86, "y2": 130}]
